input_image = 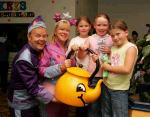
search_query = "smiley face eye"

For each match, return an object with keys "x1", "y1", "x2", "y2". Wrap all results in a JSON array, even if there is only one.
[{"x1": 76, "y1": 83, "x2": 86, "y2": 92}]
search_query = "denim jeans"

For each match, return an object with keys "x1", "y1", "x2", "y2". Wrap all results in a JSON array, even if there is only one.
[
  {"x1": 87, "y1": 78, "x2": 102, "y2": 117},
  {"x1": 87, "y1": 97, "x2": 101, "y2": 117},
  {"x1": 101, "y1": 83, "x2": 128, "y2": 117}
]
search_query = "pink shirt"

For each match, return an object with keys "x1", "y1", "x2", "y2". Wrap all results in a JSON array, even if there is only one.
[
  {"x1": 39, "y1": 41, "x2": 66, "y2": 80},
  {"x1": 87, "y1": 34, "x2": 113, "y2": 76}
]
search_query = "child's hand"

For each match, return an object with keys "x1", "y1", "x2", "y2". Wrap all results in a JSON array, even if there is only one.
[
  {"x1": 77, "y1": 47, "x2": 88, "y2": 59},
  {"x1": 91, "y1": 54, "x2": 99, "y2": 63},
  {"x1": 60, "y1": 59, "x2": 72, "y2": 72},
  {"x1": 71, "y1": 44, "x2": 79, "y2": 51},
  {"x1": 101, "y1": 62, "x2": 111, "y2": 71},
  {"x1": 64, "y1": 59, "x2": 72, "y2": 68},
  {"x1": 100, "y1": 45, "x2": 111, "y2": 54}
]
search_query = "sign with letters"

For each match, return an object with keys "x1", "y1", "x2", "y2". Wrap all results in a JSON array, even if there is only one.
[{"x1": 0, "y1": 1, "x2": 34, "y2": 17}]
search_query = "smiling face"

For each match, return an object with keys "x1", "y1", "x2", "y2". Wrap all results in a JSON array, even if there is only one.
[
  {"x1": 54, "y1": 20, "x2": 70, "y2": 44},
  {"x1": 28, "y1": 27, "x2": 48, "y2": 51},
  {"x1": 77, "y1": 20, "x2": 91, "y2": 38},
  {"x1": 55, "y1": 67, "x2": 102, "y2": 107},
  {"x1": 94, "y1": 16, "x2": 110, "y2": 37},
  {"x1": 110, "y1": 29, "x2": 128, "y2": 47},
  {"x1": 110, "y1": 20, "x2": 129, "y2": 47}
]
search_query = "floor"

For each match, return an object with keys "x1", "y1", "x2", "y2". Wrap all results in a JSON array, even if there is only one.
[
  {"x1": 0, "y1": 91, "x2": 10, "y2": 117},
  {"x1": 0, "y1": 90, "x2": 76, "y2": 117}
]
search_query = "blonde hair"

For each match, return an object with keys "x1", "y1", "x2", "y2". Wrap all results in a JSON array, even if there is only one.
[{"x1": 50, "y1": 20, "x2": 70, "y2": 46}]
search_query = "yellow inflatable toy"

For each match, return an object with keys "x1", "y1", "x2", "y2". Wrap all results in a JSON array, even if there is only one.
[{"x1": 55, "y1": 48, "x2": 103, "y2": 107}]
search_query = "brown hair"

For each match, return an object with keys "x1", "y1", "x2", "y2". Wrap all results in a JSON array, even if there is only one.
[
  {"x1": 111, "y1": 19, "x2": 128, "y2": 31},
  {"x1": 111, "y1": 19, "x2": 129, "y2": 40},
  {"x1": 94, "y1": 13, "x2": 111, "y2": 28},
  {"x1": 76, "y1": 16, "x2": 92, "y2": 35},
  {"x1": 76, "y1": 16, "x2": 91, "y2": 26}
]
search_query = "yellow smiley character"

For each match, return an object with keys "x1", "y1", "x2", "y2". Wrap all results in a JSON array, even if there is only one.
[{"x1": 55, "y1": 67, "x2": 103, "y2": 107}]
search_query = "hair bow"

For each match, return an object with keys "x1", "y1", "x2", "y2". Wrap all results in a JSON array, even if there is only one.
[{"x1": 53, "y1": 12, "x2": 77, "y2": 26}]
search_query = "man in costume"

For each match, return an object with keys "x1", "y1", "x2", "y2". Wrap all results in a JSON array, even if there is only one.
[{"x1": 8, "y1": 16, "x2": 55, "y2": 117}]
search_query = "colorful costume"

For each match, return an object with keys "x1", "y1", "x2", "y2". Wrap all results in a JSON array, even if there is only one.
[
  {"x1": 8, "y1": 44, "x2": 53, "y2": 117},
  {"x1": 39, "y1": 42, "x2": 67, "y2": 82},
  {"x1": 39, "y1": 41, "x2": 75, "y2": 117}
]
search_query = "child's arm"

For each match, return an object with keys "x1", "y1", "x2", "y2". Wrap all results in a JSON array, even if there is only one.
[
  {"x1": 102, "y1": 46, "x2": 137, "y2": 74},
  {"x1": 66, "y1": 38, "x2": 75, "y2": 56},
  {"x1": 77, "y1": 38, "x2": 90, "y2": 59}
]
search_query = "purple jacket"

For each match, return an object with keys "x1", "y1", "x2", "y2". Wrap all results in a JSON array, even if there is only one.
[
  {"x1": 8, "y1": 44, "x2": 53, "y2": 110},
  {"x1": 39, "y1": 41, "x2": 76, "y2": 84}
]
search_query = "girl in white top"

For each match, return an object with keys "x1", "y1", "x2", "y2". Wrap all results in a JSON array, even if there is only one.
[
  {"x1": 66, "y1": 16, "x2": 92, "y2": 70},
  {"x1": 66, "y1": 16, "x2": 92, "y2": 117}
]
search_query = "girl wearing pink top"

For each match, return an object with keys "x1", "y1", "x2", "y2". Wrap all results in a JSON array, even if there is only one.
[{"x1": 84, "y1": 13, "x2": 113, "y2": 117}]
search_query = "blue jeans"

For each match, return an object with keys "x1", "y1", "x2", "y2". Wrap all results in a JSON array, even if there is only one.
[
  {"x1": 101, "y1": 83, "x2": 128, "y2": 117},
  {"x1": 87, "y1": 97, "x2": 101, "y2": 117},
  {"x1": 87, "y1": 78, "x2": 102, "y2": 117}
]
